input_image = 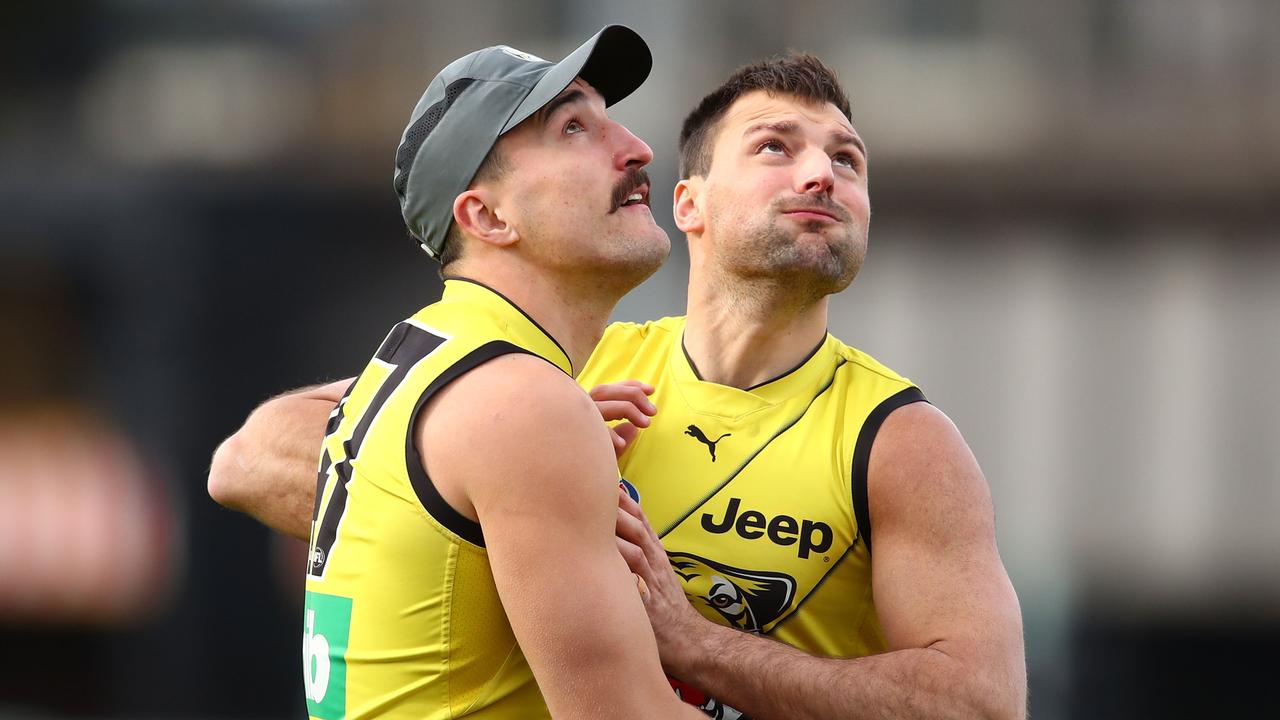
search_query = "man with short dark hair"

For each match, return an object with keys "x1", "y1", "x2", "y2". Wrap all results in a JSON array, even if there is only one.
[
  {"x1": 595, "y1": 52, "x2": 1026, "y2": 719},
  {"x1": 212, "y1": 51, "x2": 1026, "y2": 720}
]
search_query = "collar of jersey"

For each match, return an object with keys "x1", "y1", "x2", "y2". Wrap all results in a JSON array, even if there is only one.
[
  {"x1": 670, "y1": 323, "x2": 838, "y2": 418},
  {"x1": 441, "y1": 277, "x2": 574, "y2": 376}
]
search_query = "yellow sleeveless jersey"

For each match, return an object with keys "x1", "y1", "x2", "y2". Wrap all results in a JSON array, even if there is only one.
[
  {"x1": 303, "y1": 278, "x2": 570, "y2": 719},
  {"x1": 579, "y1": 316, "x2": 925, "y2": 718}
]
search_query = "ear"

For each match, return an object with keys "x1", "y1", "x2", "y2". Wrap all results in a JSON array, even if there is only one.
[
  {"x1": 673, "y1": 177, "x2": 705, "y2": 235},
  {"x1": 452, "y1": 188, "x2": 517, "y2": 249}
]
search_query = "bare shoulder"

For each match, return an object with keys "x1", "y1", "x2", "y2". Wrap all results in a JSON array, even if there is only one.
[
  {"x1": 869, "y1": 401, "x2": 994, "y2": 538},
  {"x1": 870, "y1": 404, "x2": 988, "y2": 499},
  {"x1": 424, "y1": 352, "x2": 602, "y2": 447},
  {"x1": 418, "y1": 352, "x2": 617, "y2": 519}
]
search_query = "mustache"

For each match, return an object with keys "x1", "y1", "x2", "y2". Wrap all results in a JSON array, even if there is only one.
[
  {"x1": 774, "y1": 196, "x2": 852, "y2": 223},
  {"x1": 609, "y1": 168, "x2": 651, "y2": 213}
]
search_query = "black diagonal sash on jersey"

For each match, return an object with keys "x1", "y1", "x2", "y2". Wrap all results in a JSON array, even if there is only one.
[
  {"x1": 655, "y1": 358, "x2": 871, "y2": 635},
  {"x1": 656, "y1": 358, "x2": 847, "y2": 540}
]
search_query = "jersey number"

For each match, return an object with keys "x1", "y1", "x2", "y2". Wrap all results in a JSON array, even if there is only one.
[{"x1": 307, "y1": 322, "x2": 446, "y2": 578}]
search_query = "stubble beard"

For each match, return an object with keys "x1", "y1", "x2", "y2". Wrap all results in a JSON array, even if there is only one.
[
  {"x1": 710, "y1": 197, "x2": 868, "y2": 307},
  {"x1": 591, "y1": 226, "x2": 670, "y2": 295},
  {"x1": 522, "y1": 194, "x2": 670, "y2": 301}
]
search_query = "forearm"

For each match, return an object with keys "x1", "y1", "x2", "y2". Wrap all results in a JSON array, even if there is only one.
[
  {"x1": 208, "y1": 381, "x2": 349, "y2": 540},
  {"x1": 675, "y1": 621, "x2": 1023, "y2": 720},
  {"x1": 209, "y1": 428, "x2": 314, "y2": 540}
]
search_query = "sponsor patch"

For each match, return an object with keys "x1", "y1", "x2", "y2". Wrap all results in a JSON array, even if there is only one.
[{"x1": 303, "y1": 591, "x2": 352, "y2": 719}]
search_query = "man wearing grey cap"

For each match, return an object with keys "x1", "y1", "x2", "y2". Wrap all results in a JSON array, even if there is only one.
[{"x1": 243, "y1": 26, "x2": 703, "y2": 719}]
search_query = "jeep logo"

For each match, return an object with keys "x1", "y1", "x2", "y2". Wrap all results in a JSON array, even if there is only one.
[{"x1": 700, "y1": 497, "x2": 833, "y2": 559}]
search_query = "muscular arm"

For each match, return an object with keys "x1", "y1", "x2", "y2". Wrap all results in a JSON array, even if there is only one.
[
  {"x1": 618, "y1": 402, "x2": 1026, "y2": 720},
  {"x1": 207, "y1": 378, "x2": 652, "y2": 540},
  {"x1": 420, "y1": 355, "x2": 701, "y2": 720},
  {"x1": 207, "y1": 378, "x2": 353, "y2": 540}
]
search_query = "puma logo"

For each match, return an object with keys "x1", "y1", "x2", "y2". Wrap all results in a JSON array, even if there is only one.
[{"x1": 684, "y1": 424, "x2": 731, "y2": 462}]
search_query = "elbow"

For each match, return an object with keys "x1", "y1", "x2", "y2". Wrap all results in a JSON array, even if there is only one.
[
  {"x1": 932, "y1": 642, "x2": 1026, "y2": 720},
  {"x1": 207, "y1": 433, "x2": 247, "y2": 510},
  {"x1": 975, "y1": 665, "x2": 1028, "y2": 720},
  {"x1": 986, "y1": 698, "x2": 1026, "y2": 720}
]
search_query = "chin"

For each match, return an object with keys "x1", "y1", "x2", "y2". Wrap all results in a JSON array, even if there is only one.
[{"x1": 594, "y1": 243, "x2": 668, "y2": 290}]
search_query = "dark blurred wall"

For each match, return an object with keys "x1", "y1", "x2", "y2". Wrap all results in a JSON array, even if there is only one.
[{"x1": 2, "y1": 1, "x2": 1277, "y2": 717}]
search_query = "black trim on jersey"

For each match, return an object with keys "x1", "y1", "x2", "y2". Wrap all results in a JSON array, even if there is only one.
[
  {"x1": 311, "y1": 324, "x2": 446, "y2": 578},
  {"x1": 404, "y1": 340, "x2": 539, "y2": 548},
  {"x1": 851, "y1": 386, "x2": 927, "y2": 556},
  {"x1": 680, "y1": 337, "x2": 704, "y2": 381},
  {"x1": 311, "y1": 381, "x2": 355, "y2": 522},
  {"x1": 658, "y1": 358, "x2": 848, "y2": 538},
  {"x1": 679, "y1": 332, "x2": 828, "y2": 392},
  {"x1": 442, "y1": 276, "x2": 574, "y2": 375},
  {"x1": 746, "y1": 335, "x2": 828, "y2": 392},
  {"x1": 767, "y1": 544, "x2": 854, "y2": 635}
]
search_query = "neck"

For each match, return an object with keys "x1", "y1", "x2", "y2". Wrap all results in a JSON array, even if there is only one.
[
  {"x1": 448, "y1": 265, "x2": 616, "y2": 373},
  {"x1": 683, "y1": 262, "x2": 830, "y2": 389}
]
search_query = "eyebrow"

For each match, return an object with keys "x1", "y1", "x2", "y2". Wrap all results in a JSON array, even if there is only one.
[
  {"x1": 538, "y1": 88, "x2": 588, "y2": 128},
  {"x1": 831, "y1": 130, "x2": 867, "y2": 159},
  {"x1": 744, "y1": 120, "x2": 867, "y2": 159}
]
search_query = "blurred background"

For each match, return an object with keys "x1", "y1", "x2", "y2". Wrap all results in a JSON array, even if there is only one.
[{"x1": 2, "y1": 0, "x2": 1277, "y2": 717}]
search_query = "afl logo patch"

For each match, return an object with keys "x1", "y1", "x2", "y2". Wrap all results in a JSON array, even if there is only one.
[
  {"x1": 499, "y1": 46, "x2": 545, "y2": 63},
  {"x1": 618, "y1": 477, "x2": 641, "y2": 504}
]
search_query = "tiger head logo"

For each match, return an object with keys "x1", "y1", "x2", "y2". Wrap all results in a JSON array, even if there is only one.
[{"x1": 668, "y1": 553, "x2": 796, "y2": 633}]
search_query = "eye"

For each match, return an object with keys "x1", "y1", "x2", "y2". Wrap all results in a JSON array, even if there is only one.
[
  {"x1": 756, "y1": 139, "x2": 787, "y2": 156},
  {"x1": 833, "y1": 152, "x2": 858, "y2": 170},
  {"x1": 564, "y1": 118, "x2": 586, "y2": 135}
]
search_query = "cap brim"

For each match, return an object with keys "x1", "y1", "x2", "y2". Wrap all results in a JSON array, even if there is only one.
[{"x1": 500, "y1": 24, "x2": 652, "y2": 134}]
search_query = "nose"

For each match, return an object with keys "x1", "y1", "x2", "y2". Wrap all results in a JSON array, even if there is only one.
[
  {"x1": 610, "y1": 120, "x2": 654, "y2": 171},
  {"x1": 795, "y1": 148, "x2": 835, "y2": 196}
]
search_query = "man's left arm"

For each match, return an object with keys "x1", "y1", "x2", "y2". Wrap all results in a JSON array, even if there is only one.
[{"x1": 616, "y1": 401, "x2": 1026, "y2": 720}]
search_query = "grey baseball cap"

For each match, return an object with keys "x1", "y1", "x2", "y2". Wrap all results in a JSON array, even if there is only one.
[{"x1": 393, "y1": 25, "x2": 652, "y2": 260}]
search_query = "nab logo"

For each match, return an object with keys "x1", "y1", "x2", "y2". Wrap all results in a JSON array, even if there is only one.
[
  {"x1": 701, "y1": 497, "x2": 834, "y2": 559},
  {"x1": 303, "y1": 592, "x2": 352, "y2": 720},
  {"x1": 684, "y1": 424, "x2": 731, "y2": 461}
]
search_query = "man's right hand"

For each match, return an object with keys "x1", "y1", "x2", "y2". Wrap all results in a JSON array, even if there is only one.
[{"x1": 588, "y1": 380, "x2": 656, "y2": 458}]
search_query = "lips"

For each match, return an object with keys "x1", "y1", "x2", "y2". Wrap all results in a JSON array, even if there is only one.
[
  {"x1": 776, "y1": 199, "x2": 850, "y2": 223},
  {"x1": 782, "y1": 208, "x2": 839, "y2": 221},
  {"x1": 621, "y1": 185, "x2": 649, "y2": 208},
  {"x1": 610, "y1": 168, "x2": 651, "y2": 213}
]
